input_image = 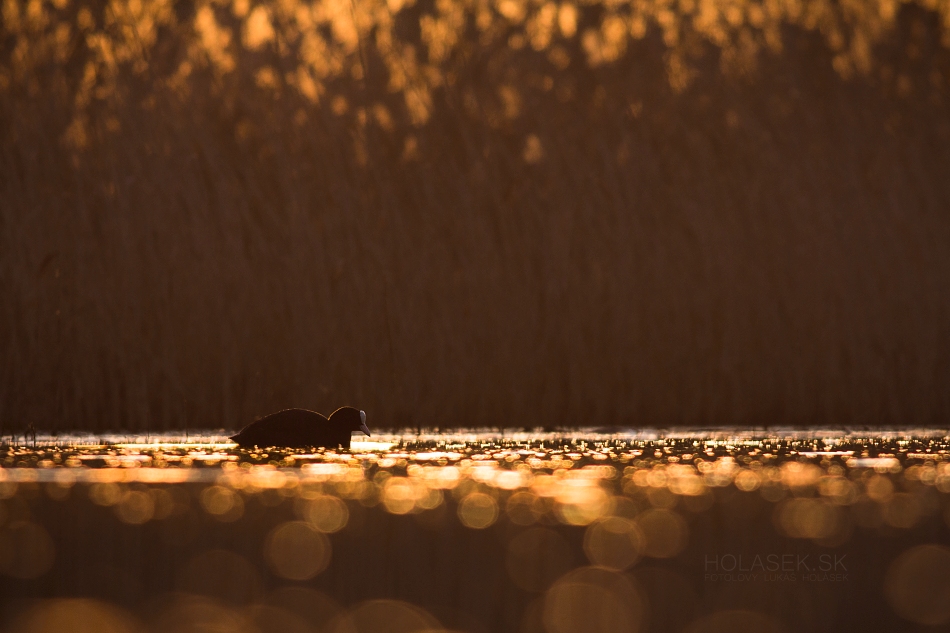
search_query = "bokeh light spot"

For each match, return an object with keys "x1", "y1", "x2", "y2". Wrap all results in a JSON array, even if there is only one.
[
  {"x1": 543, "y1": 567, "x2": 644, "y2": 633},
  {"x1": 457, "y1": 492, "x2": 498, "y2": 529},
  {"x1": 330, "y1": 599, "x2": 441, "y2": 633},
  {"x1": 506, "y1": 490, "x2": 544, "y2": 525},
  {"x1": 583, "y1": 516, "x2": 643, "y2": 570},
  {"x1": 555, "y1": 482, "x2": 612, "y2": 525},
  {"x1": 776, "y1": 498, "x2": 845, "y2": 542},
  {"x1": 152, "y1": 594, "x2": 257, "y2": 633},
  {"x1": 89, "y1": 482, "x2": 124, "y2": 506},
  {"x1": 382, "y1": 478, "x2": 421, "y2": 515},
  {"x1": 114, "y1": 489, "x2": 155, "y2": 524},
  {"x1": 304, "y1": 494, "x2": 349, "y2": 533},
  {"x1": 885, "y1": 544, "x2": 950, "y2": 626},
  {"x1": 199, "y1": 485, "x2": 244, "y2": 521},
  {"x1": 12, "y1": 598, "x2": 142, "y2": 633},
  {"x1": 264, "y1": 521, "x2": 331, "y2": 580}
]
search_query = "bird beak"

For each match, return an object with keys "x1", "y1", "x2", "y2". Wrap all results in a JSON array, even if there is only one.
[{"x1": 359, "y1": 410, "x2": 370, "y2": 437}]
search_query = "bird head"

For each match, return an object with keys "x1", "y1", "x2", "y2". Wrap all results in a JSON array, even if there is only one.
[
  {"x1": 330, "y1": 406, "x2": 371, "y2": 437},
  {"x1": 358, "y1": 409, "x2": 370, "y2": 436}
]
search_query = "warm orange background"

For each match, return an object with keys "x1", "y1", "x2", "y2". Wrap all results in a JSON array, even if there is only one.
[{"x1": 2, "y1": 0, "x2": 949, "y2": 430}]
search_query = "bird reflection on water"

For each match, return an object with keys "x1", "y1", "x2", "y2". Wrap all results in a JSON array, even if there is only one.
[{"x1": 1, "y1": 429, "x2": 950, "y2": 633}]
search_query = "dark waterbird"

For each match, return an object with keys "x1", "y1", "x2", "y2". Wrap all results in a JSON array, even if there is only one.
[{"x1": 230, "y1": 407, "x2": 370, "y2": 448}]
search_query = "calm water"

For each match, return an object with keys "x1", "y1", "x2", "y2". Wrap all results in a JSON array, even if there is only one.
[{"x1": 1, "y1": 428, "x2": 949, "y2": 633}]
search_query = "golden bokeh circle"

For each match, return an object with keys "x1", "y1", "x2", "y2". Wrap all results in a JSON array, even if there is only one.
[
  {"x1": 382, "y1": 478, "x2": 420, "y2": 515},
  {"x1": 89, "y1": 482, "x2": 123, "y2": 506},
  {"x1": 457, "y1": 492, "x2": 498, "y2": 529},
  {"x1": 264, "y1": 521, "x2": 332, "y2": 580},
  {"x1": 199, "y1": 485, "x2": 245, "y2": 521},
  {"x1": 305, "y1": 494, "x2": 350, "y2": 533},
  {"x1": 543, "y1": 566, "x2": 644, "y2": 633},
  {"x1": 506, "y1": 491, "x2": 544, "y2": 525},
  {"x1": 734, "y1": 470, "x2": 761, "y2": 492},
  {"x1": 330, "y1": 599, "x2": 441, "y2": 633},
  {"x1": 114, "y1": 490, "x2": 155, "y2": 525},
  {"x1": 583, "y1": 516, "x2": 644, "y2": 570},
  {"x1": 555, "y1": 484, "x2": 613, "y2": 526},
  {"x1": 11, "y1": 598, "x2": 142, "y2": 633},
  {"x1": 152, "y1": 594, "x2": 256, "y2": 633},
  {"x1": 885, "y1": 544, "x2": 950, "y2": 626},
  {"x1": 775, "y1": 498, "x2": 844, "y2": 542}
]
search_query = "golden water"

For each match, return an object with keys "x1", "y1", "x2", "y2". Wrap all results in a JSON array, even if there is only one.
[{"x1": 1, "y1": 429, "x2": 949, "y2": 632}]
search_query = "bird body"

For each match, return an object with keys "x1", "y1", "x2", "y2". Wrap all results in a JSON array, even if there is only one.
[{"x1": 230, "y1": 407, "x2": 369, "y2": 448}]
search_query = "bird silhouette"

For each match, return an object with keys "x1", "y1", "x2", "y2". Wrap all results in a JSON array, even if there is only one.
[{"x1": 230, "y1": 407, "x2": 370, "y2": 448}]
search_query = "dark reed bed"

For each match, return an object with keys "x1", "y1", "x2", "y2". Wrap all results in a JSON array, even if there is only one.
[{"x1": 3, "y1": 0, "x2": 950, "y2": 432}]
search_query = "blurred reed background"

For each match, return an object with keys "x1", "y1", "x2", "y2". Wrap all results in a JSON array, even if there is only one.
[{"x1": 2, "y1": 0, "x2": 950, "y2": 432}]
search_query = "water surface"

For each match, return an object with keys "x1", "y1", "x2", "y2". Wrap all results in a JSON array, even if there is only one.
[{"x1": 1, "y1": 428, "x2": 949, "y2": 633}]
